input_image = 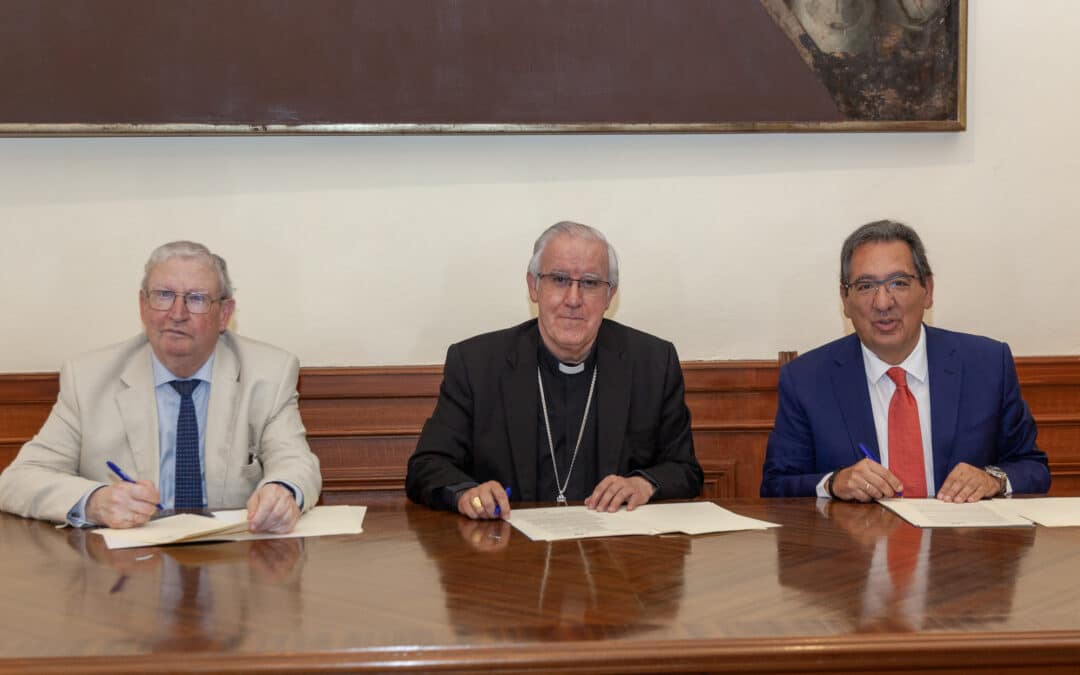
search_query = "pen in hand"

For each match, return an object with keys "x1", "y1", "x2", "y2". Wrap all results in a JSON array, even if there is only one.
[
  {"x1": 106, "y1": 461, "x2": 164, "y2": 510},
  {"x1": 857, "y1": 443, "x2": 903, "y2": 497},
  {"x1": 493, "y1": 487, "x2": 512, "y2": 517}
]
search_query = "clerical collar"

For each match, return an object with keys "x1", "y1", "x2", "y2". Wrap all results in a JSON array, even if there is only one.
[{"x1": 538, "y1": 340, "x2": 597, "y2": 377}]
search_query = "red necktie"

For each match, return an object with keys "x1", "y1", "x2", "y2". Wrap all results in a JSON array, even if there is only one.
[
  {"x1": 886, "y1": 367, "x2": 928, "y2": 498},
  {"x1": 887, "y1": 526, "x2": 923, "y2": 597}
]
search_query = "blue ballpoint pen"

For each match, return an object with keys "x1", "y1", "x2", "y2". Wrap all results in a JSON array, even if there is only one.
[
  {"x1": 856, "y1": 442, "x2": 878, "y2": 463},
  {"x1": 493, "y1": 487, "x2": 512, "y2": 517},
  {"x1": 857, "y1": 443, "x2": 903, "y2": 497},
  {"x1": 106, "y1": 461, "x2": 164, "y2": 510}
]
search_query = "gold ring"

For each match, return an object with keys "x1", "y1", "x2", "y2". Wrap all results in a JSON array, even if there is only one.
[
  {"x1": 471, "y1": 496, "x2": 483, "y2": 511},
  {"x1": 864, "y1": 481, "x2": 871, "y2": 491}
]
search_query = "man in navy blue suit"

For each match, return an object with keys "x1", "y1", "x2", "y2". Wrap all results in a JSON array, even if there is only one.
[{"x1": 761, "y1": 220, "x2": 1049, "y2": 502}]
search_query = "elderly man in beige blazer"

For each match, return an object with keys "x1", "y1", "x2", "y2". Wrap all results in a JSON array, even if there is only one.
[{"x1": 0, "y1": 241, "x2": 320, "y2": 533}]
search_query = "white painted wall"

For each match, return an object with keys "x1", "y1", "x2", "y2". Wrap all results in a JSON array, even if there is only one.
[{"x1": 2, "y1": 1, "x2": 1077, "y2": 372}]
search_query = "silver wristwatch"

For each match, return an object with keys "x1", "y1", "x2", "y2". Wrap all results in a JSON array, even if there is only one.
[{"x1": 984, "y1": 465, "x2": 1008, "y2": 496}]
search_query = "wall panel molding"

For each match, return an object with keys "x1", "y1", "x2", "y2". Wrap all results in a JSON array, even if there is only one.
[{"x1": 1, "y1": 355, "x2": 1077, "y2": 502}]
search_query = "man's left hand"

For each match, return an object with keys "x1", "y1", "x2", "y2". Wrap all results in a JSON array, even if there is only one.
[
  {"x1": 937, "y1": 462, "x2": 1002, "y2": 503},
  {"x1": 585, "y1": 474, "x2": 656, "y2": 512},
  {"x1": 246, "y1": 483, "x2": 301, "y2": 533}
]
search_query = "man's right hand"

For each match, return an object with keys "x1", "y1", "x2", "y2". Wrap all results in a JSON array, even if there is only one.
[
  {"x1": 831, "y1": 458, "x2": 904, "y2": 502},
  {"x1": 86, "y1": 481, "x2": 161, "y2": 528},
  {"x1": 457, "y1": 480, "x2": 511, "y2": 520}
]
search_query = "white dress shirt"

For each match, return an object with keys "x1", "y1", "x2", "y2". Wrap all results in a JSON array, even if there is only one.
[
  {"x1": 817, "y1": 324, "x2": 1012, "y2": 498},
  {"x1": 817, "y1": 325, "x2": 935, "y2": 496},
  {"x1": 861, "y1": 324, "x2": 936, "y2": 496}
]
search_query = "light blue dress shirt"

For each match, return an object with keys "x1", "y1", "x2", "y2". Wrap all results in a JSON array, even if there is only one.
[
  {"x1": 68, "y1": 350, "x2": 301, "y2": 526},
  {"x1": 67, "y1": 354, "x2": 213, "y2": 525},
  {"x1": 152, "y1": 352, "x2": 214, "y2": 509}
]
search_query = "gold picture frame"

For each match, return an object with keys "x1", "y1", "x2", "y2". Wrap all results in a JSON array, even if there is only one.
[{"x1": 0, "y1": 0, "x2": 965, "y2": 136}]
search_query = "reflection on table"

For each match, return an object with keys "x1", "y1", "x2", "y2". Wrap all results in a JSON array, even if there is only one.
[
  {"x1": 8, "y1": 520, "x2": 307, "y2": 656},
  {"x1": 772, "y1": 499, "x2": 1034, "y2": 633},
  {"x1": 1, "y1": 499, "x2": 1079, "y2": 674},
  {"x1": 408, "y1": 507, "x2": 689, "y2": 641}
]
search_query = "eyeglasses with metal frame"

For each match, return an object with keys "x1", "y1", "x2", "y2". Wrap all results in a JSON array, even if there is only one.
[
  {"x1": 844, "y1": 273, "x2": 921, "y2": 297},
  {"x1": 143, "y1": 289, "x2": 225, "y2": 314},
  {"x1": 537, "y1": 273, "x2": 613, "y2": 296}
]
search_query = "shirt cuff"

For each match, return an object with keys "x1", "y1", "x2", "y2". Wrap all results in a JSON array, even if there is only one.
[
  {"x1": 67, "y1": 485, "x2": 107, "y2": 527},
  {"x1": 816, "y1": 473, "x2": 833, "y2": 499},
  {"x1": 271, "y1": 481, "x2": 303, "y2": 509}
]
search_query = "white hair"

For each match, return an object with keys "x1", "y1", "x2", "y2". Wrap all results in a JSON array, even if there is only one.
[
  {"x1": 527, "y1": 221, "x2": 619, "y2": 289},
  {"x1": 141, "y1": 241, "x2": 234, "y2": 298}
]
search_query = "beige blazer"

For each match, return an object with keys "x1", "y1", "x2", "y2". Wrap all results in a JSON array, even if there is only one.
[{"x1": 0, "y1": 332, "x2": 321, "y2": 523}]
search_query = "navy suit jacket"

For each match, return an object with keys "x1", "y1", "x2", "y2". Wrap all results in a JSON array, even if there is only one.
[
  {"x1": 761, "y1": 326, "x2": 1050, "y2": 497},
  {"x1": 406, "y1": 319, "x2": 703, "y2": 509}
]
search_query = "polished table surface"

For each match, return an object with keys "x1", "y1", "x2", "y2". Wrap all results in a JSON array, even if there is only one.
[{"x1": 2, "y1": 499, "x2": 1080, "y2": 674}]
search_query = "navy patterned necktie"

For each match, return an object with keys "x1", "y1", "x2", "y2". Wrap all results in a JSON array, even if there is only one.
[{"x1": 170, "y1": 379, "x2": 203, "y2": 509}]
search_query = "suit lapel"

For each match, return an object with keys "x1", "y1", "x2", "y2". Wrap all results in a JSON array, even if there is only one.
[
  {"x1": 116, "y1": 342, "x2": 161, "y2": 485},
  {"x1": 596, "y1": 322, "x2": 631, "y2": 478},
  {"x1": 502, "y1": 328, "x2": 539, "y2": 501},
  {"x1": 927, "y1": 327, "x2": 961, "y2": 487},
  {"x1": 204, "y1": 335, "x2": 241, "y2": 507},
  {"x1": 830, "y1": 335, "x2": 880, "y2": 462}
]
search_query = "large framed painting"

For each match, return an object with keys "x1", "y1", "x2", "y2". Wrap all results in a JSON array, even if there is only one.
[{"x1": 0, "y1": 0, "x2": 965, "y2": 135}]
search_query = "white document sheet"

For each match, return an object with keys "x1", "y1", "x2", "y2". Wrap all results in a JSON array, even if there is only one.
[
  {"x1": 507, "y1": 501, "x2": 779, "y2": 541},
  {"x1": 989, "y1": 497, "x2": 1080, "y2": 527},
  {"x1": 95, "y1": 505, "x2": 367, "y2": 549},
  {"x1": 878, "y1": 498, "x2": 1033, "y2": 528},
  {"x1": 96, "y1": 512, "x2": 250, "y2": 546}
]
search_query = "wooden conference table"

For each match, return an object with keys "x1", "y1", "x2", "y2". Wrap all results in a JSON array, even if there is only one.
[{"x1": 2, "y1": 498, "x2": 1080, "y2": 674}]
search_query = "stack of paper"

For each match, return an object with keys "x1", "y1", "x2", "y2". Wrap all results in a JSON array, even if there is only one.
[
  {"x1": 94, "y1": 505, "x2": 367, "y2": 549},
  {"x1": 508, "y1": 501, "x2": 779, "y2": 541},
  {"x1": 990, "y1": 497, "x2": 1080, "y2": 527},
  {"x1": 877, "y1": 498, "x2": 1033, "y2": 528}
]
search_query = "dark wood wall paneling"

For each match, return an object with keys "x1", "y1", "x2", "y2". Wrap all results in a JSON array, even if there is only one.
[{"x1": 2, "y1": 357, "x2": 1079, "y2": 502}]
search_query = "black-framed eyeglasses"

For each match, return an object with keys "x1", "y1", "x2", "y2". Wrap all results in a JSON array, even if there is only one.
[
  {"x1": 143, "y1": 289, "x2": 225, "y2": 314},
  {"x1": 537, "y1": 273, "x2": 612, "y2": 296},
  {"x1": 843, "y1": 273, "x2": 920, "y2": 297}
]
